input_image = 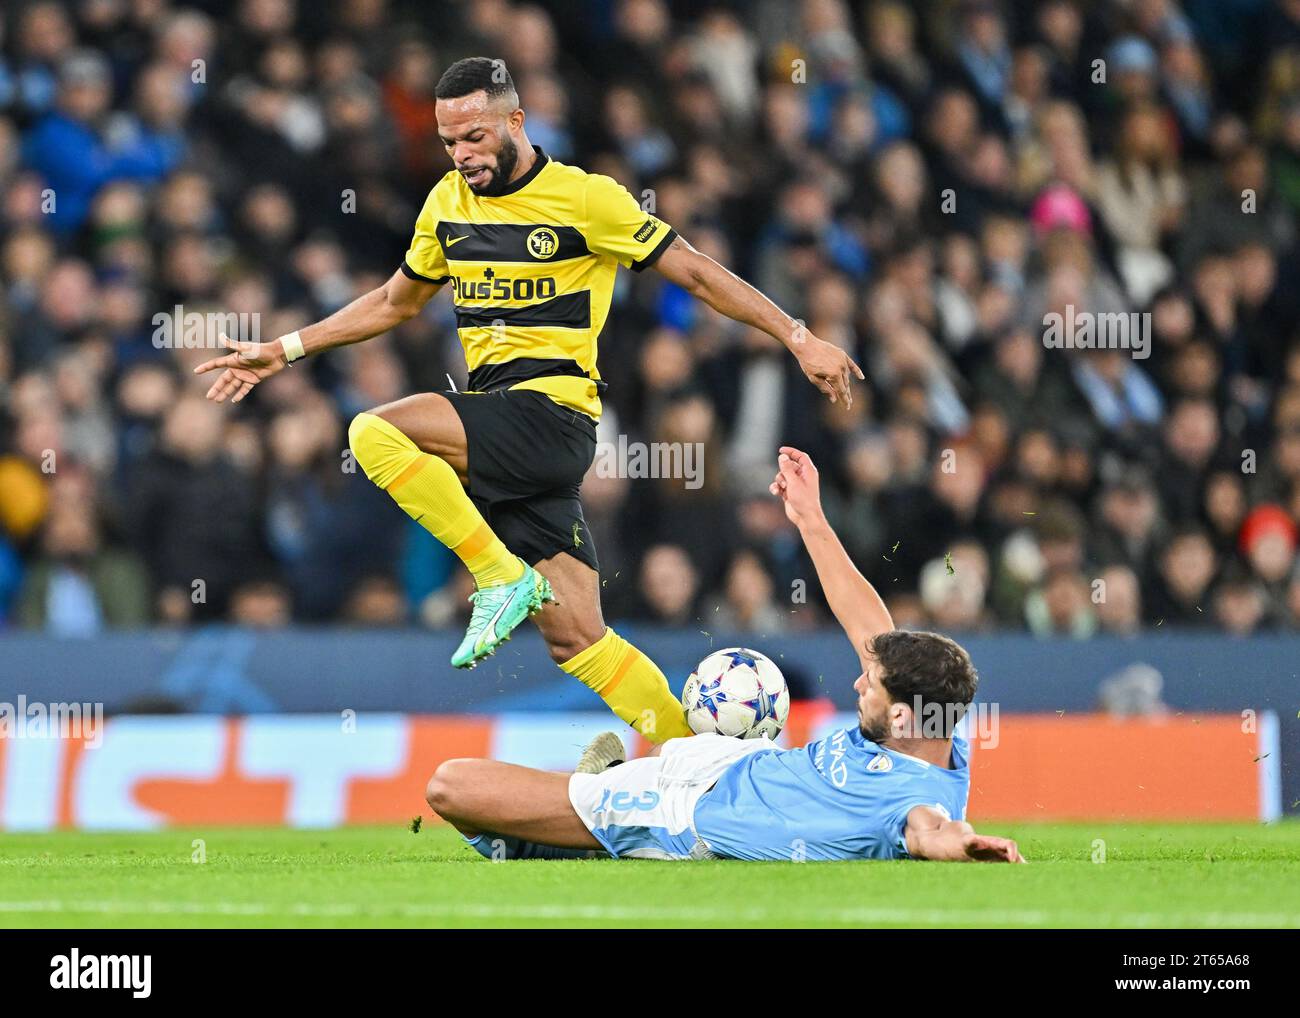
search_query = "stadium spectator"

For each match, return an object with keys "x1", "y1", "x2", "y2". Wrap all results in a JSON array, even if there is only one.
[
  {"x1": 16, "y1": 480, "x2": 149, "y2": 633},
  {"x1": 22, "y1": 49, "x2": 182, "y2": 235},
  {"x1": 228, "y1": 577, "x2": 292, "y2": 628},
  {"x1": 708, "y1": 547, "x2": 788, "y2": 634},
  {"x1": 1148, "y1": 526, "x2": 1217, "y2": 626},
  {"x1": 634, "y1": 543, "x2": 699, "y2": 626},
  {"x1": 341, "y1": 573, "x2": 408, "y2": 626},
  {"x1": 2, "y1": 0, "x2": 1299, "y2": 644},
  {"x1": 1095, "y1": 563, "x2": 1143, "y2": 636},
  {"x1": 1213, "y1": 565, "x2": 1269, "y2": 635},
  {"x1": 1025, "y1": 565, "x2": 1096, "y2": 638},
  {"x1": 1239, "y1": 503, "x2": 1298, "y2": 617},
  {"x1": 124, "y1": 393, "x2": 266, "y2": 621}
]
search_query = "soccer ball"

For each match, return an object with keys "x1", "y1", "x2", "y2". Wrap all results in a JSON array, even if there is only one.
[{"x1": 681, "y1": 647, "x2": 790, "y2": 740}]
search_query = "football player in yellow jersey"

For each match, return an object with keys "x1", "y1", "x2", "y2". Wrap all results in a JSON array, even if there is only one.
[{"x1": 195, "y1": 57, "x2": 862, "y2": 743}]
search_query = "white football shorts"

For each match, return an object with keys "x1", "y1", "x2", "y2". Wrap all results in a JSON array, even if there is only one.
[{"x1": 568, "y1": 732, "x2": 780, "y2": 860}]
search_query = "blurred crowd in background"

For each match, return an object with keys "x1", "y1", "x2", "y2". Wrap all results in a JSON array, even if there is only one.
[{"x1": 5, "y1": 0, "x2": 1300, "y2": 639}]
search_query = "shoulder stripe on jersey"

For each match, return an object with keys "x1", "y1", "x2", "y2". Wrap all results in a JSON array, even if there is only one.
[
  {"x1": 437, "y1": 222, "x2": 590, "y2": 263},
  {"x1": 454, "y1": 290, "x2": 591, "y2": 330},
  {"x1": 401, "y1": 260, "x2": 449, "y2": 285},
  {"x1": 631, "y1": 227, "x2": 678, "y2": 272}
]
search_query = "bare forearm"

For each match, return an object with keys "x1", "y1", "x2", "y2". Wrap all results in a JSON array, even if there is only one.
[
  {"x1": 656, "y1": 238, "x2": 861, "y2": 405},
  {"x1": 681, "y1": 253, "x2": 798, "y2": 349},
  {"x1": 904, "y1": 812, "x2": 1023, "y2": 863},
  {"x1": 297, "y1": 287, "x2": 414, "y2": 356},
  {"x1": 910, "y1": 820, "x2": 977, "y2": 862},
  {"x1": 194, "y1": 270, "x2": 437, "y2": 401},
  {"x1": 797, "y1": 514, "x2": 893, "y2": 647}
]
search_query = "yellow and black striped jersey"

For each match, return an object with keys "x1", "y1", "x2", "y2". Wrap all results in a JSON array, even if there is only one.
[{"x1": 401, "y1": 149, "x2": 676, "y2": 420}]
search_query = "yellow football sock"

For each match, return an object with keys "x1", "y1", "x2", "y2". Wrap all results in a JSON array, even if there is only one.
[
  {"x1": 560, "y1": 628, "x2": 692, "y2": 743},
  {"x1": 348, "y1": 412, "x2": 524, "y2": 588}
]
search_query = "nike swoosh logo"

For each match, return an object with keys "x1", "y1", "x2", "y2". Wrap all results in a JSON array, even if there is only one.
[{"x1": 445, "y1": 234, "x2": 468, "y2": 248}]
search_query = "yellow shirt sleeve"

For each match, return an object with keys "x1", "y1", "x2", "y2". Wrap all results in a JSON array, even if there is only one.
[
  {"x1": 582, "y1": 174, "x2": 676, "y2": 271},
  {"x1": 403, "y1": 183, "x2": 451, "y2": 284}
]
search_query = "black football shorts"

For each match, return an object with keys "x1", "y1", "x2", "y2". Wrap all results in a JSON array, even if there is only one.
[{"x1": 443, "y1": 388, "x2": 599, "y2": 572}]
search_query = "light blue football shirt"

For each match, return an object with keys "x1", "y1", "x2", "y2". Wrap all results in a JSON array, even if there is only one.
[{"x1": 691, "y1": 727, "x2": 970, "y2": 861}]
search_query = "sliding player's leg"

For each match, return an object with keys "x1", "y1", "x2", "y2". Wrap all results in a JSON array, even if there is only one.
[
  {"x1": 425, "y1": 758, "x2": 601, "y2": 857},
  {"x1": 347, "y1": 393, "x2": 552, "y2": 667},
  {"x1": 532, "y1": 550, "x2": 692, "y2": 743}
]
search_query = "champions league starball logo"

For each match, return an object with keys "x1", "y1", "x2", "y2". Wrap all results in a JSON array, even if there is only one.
[
  {"x1": 697, "y1": 662, "x2": 778, "y2": 725},
  {"x1": 696, "y1": 674, "x2": 730, "y2": 721}
]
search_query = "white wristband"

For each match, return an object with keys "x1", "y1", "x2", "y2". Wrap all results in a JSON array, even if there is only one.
[{"x1": 281, "y1": 330, "x2": 306, "y2": 363}]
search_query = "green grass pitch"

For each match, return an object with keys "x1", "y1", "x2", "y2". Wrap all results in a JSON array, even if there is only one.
[{"x1": 1, "y1": 822, "x2": 1297, "y2": 928}]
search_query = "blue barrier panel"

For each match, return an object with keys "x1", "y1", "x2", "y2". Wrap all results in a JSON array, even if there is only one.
[{"x1": 1, "y1": 627, "x2": 1296, "y2": 812}]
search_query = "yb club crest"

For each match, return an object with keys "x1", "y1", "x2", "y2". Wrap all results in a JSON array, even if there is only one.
[{"x1": 526, "y1": 227, "x2": 559, "y2": 259}]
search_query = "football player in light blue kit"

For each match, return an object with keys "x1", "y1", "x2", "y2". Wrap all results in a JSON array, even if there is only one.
[{"x1": 426, "y1": 446, "x2": 1025, "y2": 865}]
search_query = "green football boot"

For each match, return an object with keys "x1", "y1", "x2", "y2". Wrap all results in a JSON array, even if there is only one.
[{"x1": 450, "y1": 559, "x2": 555, "y2": 669}]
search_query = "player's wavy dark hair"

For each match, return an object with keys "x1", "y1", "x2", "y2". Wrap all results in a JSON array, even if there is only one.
[
  {"x1": 435, "y1": 57, "x2": 516, "y2": 103},
  {"x1": 871, "y1": 630, "x2": 978, "y2": 733}
]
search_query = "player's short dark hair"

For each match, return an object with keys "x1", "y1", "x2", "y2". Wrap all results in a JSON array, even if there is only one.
[
  {"x1": 435, "y1": 57, "x2": 516, "y2": 104},
  {"x1": 871, "y1": 629, "x2": 978, "y2": 732}
]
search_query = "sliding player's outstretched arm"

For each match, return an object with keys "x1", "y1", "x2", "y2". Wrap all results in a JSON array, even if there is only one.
[
  {"x1": 193, "y1": 268, "x2": 442, "y2": 403},
  {"x1": 904, "y1": 806, "x2": 1027, "y2": 863},
  {"x1": 653, "y1": 236, "x2": 864, "y2": 407},
  {"x1": 770, "y1": 446, "x2": 893, "y2": 664}
]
